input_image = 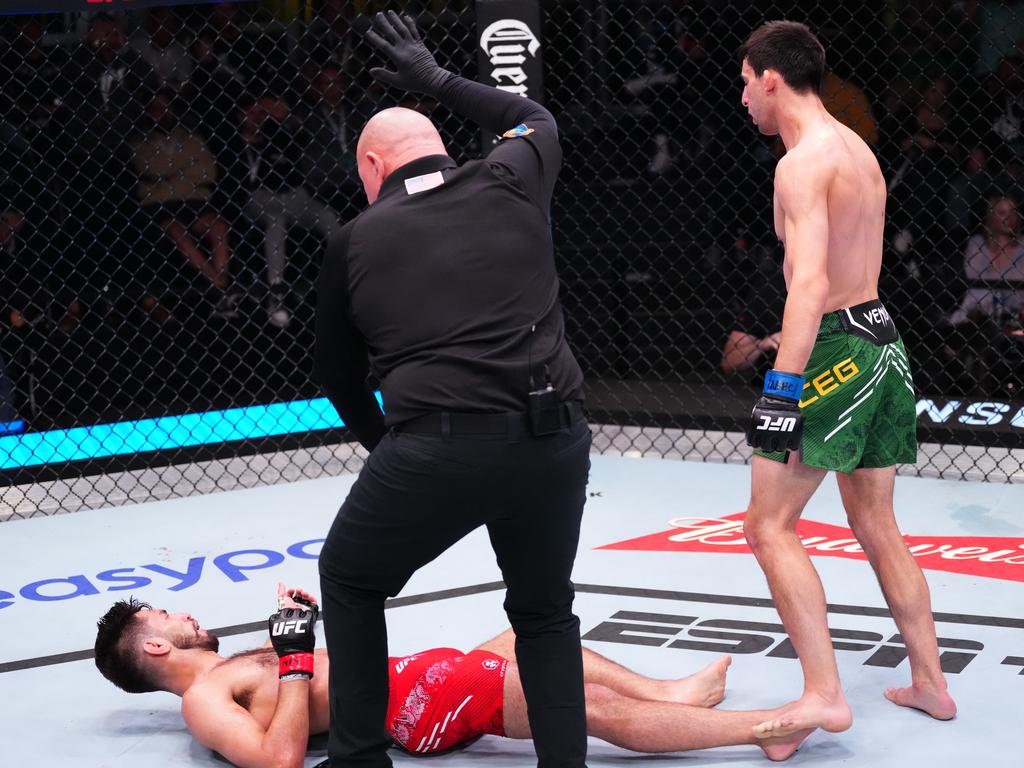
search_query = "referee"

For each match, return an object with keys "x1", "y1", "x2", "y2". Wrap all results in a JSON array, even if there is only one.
[{"x1": 315, "y1": 13, "x2": 590, "y2": 768}]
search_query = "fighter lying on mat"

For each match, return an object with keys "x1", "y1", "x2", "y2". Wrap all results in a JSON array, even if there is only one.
[{"x1": 94, "y1": 585, "x2": 815, "y2": 767}]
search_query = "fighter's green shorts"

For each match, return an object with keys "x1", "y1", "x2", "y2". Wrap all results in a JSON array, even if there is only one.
[{"x1": 756, "y1": 300, "x2": 918, "y2": 473}]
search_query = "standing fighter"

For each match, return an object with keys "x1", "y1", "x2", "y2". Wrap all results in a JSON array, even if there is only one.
[
  {"x1": 314, "y1": 12, "x2": 590, "y2": 768},
  {"x1": 738, "y1": 21, "x2": 957, "y2": 736}
]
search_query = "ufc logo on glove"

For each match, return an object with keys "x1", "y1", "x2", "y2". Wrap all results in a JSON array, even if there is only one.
[
  {"x1": 747, "y1": 370, "x2": 805, "y2": 452},
  {"x1": 272, "y1": 619, "x2": 309, "y2": 636},
  {"x1": 756, "y1": 415, "x2": 798, "y2": 433}
]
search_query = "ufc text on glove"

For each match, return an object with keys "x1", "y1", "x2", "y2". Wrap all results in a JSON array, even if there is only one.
[{"x1": 269, "y1": 605, "x2": 319, "y2": 680}]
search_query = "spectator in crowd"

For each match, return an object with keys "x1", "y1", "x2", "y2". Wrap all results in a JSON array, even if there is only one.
[
  {"x1": 0, "y1": 351, "x2": 15, "y2": 425},
  {"x1": 2, "y1": 14, "x2": 68, "y2": 278},
  {"x1": 0, "y1": 183, "x2": 69, "y2": 335},
  {"x1": 0, "y1": 85, "x2": 68, "y2": 329},
  {"x1": 297, "y1": 0, "x2": 358, "y2": 76},
  {"x1": 2, "y1": 208, "x2": 31, "y2": 325},
  {"x1": 976, "y1": 52, "x2": 1024, "y2": 157},
  {"x1": 943, "y1": 193, "x2": 1024, "y2": 394},
  {"x1": 179, "y1": 30, "x2": 247, "y2": 156},
  {"x1": 132, "y1": 91, "x2": 237, "y2": 319},
  {"x1": 1, "y1": 15, "x2": 66, "y2": 133},
  {"x1": 885, "y1": 1, "x2": 976, "y2": 88},
  {"x1": 0, "y1": 207, "x2": 27, "y2": 424},
  {"x1": 721, "y1": 325, "x2": 781, "y2": 378},
  {"x1": 226, "y1": 90, "x2": 343, "y2": 328},
  {"x1": 132, "y1": 7, "x2": 192, "y2": 91},
  {"x1": 950, "y1": 194, "x2": 1024, "y2": 326},
  {"x1": 947, "y1": 146, "x2": 1001, "y2": 238},
  {"x1": 720, "y1": 269, "x2": 786, "y2": 380},
  {"x1": 1, "y1": 207, "x2": 29, "y2": 321},
  {"x1": 54, "y1": 14, "x2": 158, "y2": 320},
  {"x1": 876, "y1": 1, "x2": 974, "y2": 173},
  {"x1": 820, "y1": 68, "x2": 878, "y2": 147},
  {"x1": 206, "y1": 1, "x2": 288, "y2": 96},
  {"x1": 621, "y1": 6, "x2": 719, "y2": 175},
  {"x1": 295, "y1": 63, "x2": 366, "y2": 217},
  {"x1": 974, "y1": 0, "x2": 1024, "y2": 76},
  {"x1": 207, "y1": 1, "x2": 251, "y2": 73},
  {"x1": 887, "y1": 83, "x2": 961, "y2": 276}
]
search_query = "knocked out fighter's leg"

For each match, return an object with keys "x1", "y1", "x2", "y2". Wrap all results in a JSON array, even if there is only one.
[
  {"x1": 500, "y1": 661, "x2": 813, "y2": 761},
  {"x1": 837, "y1": 466, "x2": 957, "y2": 720},
  {"x1": 475, "y1": 629, "x2": 729, "y2": 708}
]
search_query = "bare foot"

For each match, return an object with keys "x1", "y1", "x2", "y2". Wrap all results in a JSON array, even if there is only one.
[
  {"x1": 758, "y1": 727, "x2": 815, "y2": 761},
  {"x1": 659, "y1": 656, "x2": 731, "y2": 707},
  {"x1": 884, "y1": 684, "x2": 956, "y2": 720},
  {"x1": 754, "y1": 692, "x2": 852, "y2": 737}
]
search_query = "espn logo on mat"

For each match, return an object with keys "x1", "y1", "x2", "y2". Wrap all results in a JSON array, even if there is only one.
[{"x1": 583, "y1": 610, "x2": 1024, "y2": 677}]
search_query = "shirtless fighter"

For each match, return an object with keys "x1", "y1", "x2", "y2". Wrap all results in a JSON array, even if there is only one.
[
  {"x1": 94, "y1": 585, "x2": 814, "y2": 767},
  {"x1": 738, "y1": 21, "x2": 957, "y2": 736}
]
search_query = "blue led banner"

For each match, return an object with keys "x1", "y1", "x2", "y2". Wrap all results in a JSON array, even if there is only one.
[{"x1": 0, "y1": 395, "x2": 383, "y2": 470}]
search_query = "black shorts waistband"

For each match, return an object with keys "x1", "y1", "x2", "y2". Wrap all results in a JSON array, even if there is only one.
[
  {"x1": 394, "y1": 401, "x2": 584, "y2": 437},
  {"x1": 824, "y1": 299, "x2": 898, "y2": 345}
]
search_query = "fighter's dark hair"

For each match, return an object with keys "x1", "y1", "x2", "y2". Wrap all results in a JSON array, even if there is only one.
[
  {"x1": 94, "y1": 598, "x2": 161, "y2": 694},
  {"x1": 739, "y1": 20, "x2": 826, "y2": 95}
]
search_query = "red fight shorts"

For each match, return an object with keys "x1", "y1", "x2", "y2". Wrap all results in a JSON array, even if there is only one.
[{"x1": 386, "y1": 647, "x2": 508, "y2": 754}]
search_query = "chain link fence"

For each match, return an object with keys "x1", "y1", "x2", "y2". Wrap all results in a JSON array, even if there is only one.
[{"x1": 2, "y1": 0, "x2": 1024, "y2": 519}]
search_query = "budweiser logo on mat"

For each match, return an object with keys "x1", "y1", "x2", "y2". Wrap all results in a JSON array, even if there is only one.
[{"x1": 598, "y1": 513, "x2": 1024, "y2": 583}]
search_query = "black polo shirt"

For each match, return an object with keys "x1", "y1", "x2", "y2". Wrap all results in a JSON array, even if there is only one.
[{"x1": 314, "y1": 76, "x2": 583, "y2": 450}]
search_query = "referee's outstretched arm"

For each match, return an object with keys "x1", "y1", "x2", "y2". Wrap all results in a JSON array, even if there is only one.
[
  {"x1": 433, "y1": 75, "x2": 561, "y2": 210},
  {"x1": 366, "y1": 10, "x2": 561, "y2": 210},
  {"x1": 314, "y1": 11, "x2": 565, "y2": 453}
]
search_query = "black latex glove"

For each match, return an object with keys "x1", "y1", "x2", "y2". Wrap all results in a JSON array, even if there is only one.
[{"x1": 365, "y1": 11, "x2": 452, "y2": 95}]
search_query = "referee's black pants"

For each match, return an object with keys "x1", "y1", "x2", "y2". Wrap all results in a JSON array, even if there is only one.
[{"x1": 319, "y1": 414, "x2": 591, "y2": 768}]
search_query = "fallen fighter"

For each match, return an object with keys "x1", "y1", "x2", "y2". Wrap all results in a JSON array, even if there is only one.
[{"x1": 94, "y1": 585, "x2": 814, "y2": 767}]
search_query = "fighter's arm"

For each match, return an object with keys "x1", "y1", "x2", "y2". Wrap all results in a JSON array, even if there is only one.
[
  {"x1": 721, "y1": 331, "x2": 781, "y2": 375},
  {"x1": 187, "y1": 593, "x2": 321, "y2": 767},
  {"x1": 772, "y1": 153, "x2": 832, "y2": 375},
  {"x1": 182, "y1": 683, "x2": 311, "y2": 768},
  {"x1": 721, "y1": 331, "x2": 761, "y2": 374}
]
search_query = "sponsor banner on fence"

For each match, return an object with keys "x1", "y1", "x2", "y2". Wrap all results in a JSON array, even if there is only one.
[
  {"x1": 475, "y1": 0, "x2": 543, "y2": 151},
  {"x1": 916, "y1": 397, "x2": 1024, "y2": 435}
]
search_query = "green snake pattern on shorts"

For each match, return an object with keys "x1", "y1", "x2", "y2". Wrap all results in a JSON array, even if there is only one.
[{"x1": 756, "y1": 312, "x2": 918, "y2": 473}]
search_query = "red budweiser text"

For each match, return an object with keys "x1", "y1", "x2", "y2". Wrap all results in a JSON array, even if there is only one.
[{"x1": 599, "y1": 513, "x2": 1024, "y2": 582}]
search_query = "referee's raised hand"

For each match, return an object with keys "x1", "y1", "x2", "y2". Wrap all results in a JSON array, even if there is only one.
[{"x1": 366, "y1": 11, "x2": 451, "y2": 94}]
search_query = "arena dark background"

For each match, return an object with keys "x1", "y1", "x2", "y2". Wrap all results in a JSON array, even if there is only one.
[{"x1": 2, "y1": 0, "x2": 1023, "y2": 515}]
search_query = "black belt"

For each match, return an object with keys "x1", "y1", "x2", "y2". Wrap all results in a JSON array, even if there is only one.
[{"x1": 395, "y1": 401, "x2": 584, "y2": 436}]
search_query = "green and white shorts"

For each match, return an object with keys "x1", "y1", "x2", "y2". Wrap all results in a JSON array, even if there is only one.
[{"x1": 756, "y1": 300, "x2": 918, "y2": 473}]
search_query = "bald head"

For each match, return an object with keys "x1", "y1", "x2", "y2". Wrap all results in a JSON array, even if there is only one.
[{"x1": 356, "y1": 107, "x2": 448, "y2": 204}]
